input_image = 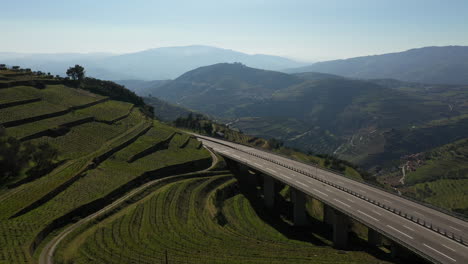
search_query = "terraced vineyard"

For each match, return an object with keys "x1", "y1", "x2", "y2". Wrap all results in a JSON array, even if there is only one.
[
  {"x1": 55, "y1": 175, "x2": 394, "y2": 264},
  {"x1": 0, "y1": 68, "x2": 396, "y2": 264},
  {"x1": 0, "y1": 69, "x2": 211, "y2": 264}
]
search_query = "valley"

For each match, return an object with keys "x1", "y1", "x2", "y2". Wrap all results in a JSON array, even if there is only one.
[
  {"x1": 0, "y1": 66, "x2": 400, "y2": 264},
  {"x1": 138, "y1": 62, "x2": 468, "y2": 218},
  {"x1": 3, "y1": 2, "x2": 468, "y2": 263}
]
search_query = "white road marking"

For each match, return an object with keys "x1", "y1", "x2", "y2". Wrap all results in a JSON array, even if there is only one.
[
  {"x1": 253, "y1": 163, "x2": 264, "y2": 168},
  {"x1": 325, "y1": 188, "x2": 332, "y2": 193},
  {"x1": 296, "y1": 181, "x2": 308, "y2": 188},
  {"x1": 357, "y1": 210, "x2": 379, "y2": 221},
  {"x1": 346, "y1": 198, "x2": 355, "y2": 203},
  {"x1": 386, "y1": 225, "x2": 413, "y2": 239},
  {"x1": 282, "y1": 175, "x2": 292, "y2": 180},
  {"x1": 449, "y1": 225, "x2": 461, "y2": 232},
  {"x1": 442, "y1": 244, "x2": 456, "y2": 252},
  {"x1": 333, "y1": 199, "x2": 351, "y2": 208},
  {"x1": 403, "y1": 225, "x2": 414, "y2": 231},
  {"x1": 266, "y1": 168, "x2": 277, "y2": 174},
  {"x1": 423, "y1": 243, "x2": 457, "y2": 262},
  {"x1": 372, "y1": 210, "x2": 382, "y2": 216},
  {"x1": 313, "y1": 188, "x2": 328, "y2": 197}
]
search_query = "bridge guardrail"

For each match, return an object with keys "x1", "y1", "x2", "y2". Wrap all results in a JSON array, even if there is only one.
[{"x1": 197, "y1": 135, "x2": 468, "y2": 247}]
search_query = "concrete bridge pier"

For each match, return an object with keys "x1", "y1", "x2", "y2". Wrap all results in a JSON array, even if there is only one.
[
  {"x1": 291, "y1": 188, "x2": 308, "y2": 226},
  {"x1": 322, "y1": 204, "x2": 349, "y2": 248},
  {"x1": 332, "y1": 210, "x2": 349, "y2": 249},
  {"x1": 263, "y1": 174, "x2": 276, "y2": 209},
  {"x1": 323, "y1": 204, "x2": 334, "y2": 225},
  {"x1": 368, "y1": 229, "x2": 382, "y2": 247}
]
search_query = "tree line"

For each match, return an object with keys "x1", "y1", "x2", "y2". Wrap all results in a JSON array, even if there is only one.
[{"x1": 174, "y1": 113, "x2": 213, "y2": 135}]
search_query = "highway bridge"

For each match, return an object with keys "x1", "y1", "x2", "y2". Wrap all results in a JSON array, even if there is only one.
[{"x1": 195, "y1": 135, "x2": 468, "y2": 264}]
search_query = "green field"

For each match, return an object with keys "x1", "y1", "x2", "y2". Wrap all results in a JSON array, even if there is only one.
[{"x1": 401, "y1": 138, "x2": 468, "y2": 216}]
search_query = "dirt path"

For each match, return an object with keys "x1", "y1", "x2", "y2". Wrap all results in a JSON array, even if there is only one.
[
  {"x1": 38, "y1": 146, "x2": 218, "y2": 264},
  {"x1": 399, "y1": 165, "x2": 406, "y2": 185}
]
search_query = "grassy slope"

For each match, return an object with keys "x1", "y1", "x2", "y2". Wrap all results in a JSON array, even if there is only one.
[
  {"x1": 0, "y1": 69, "x2": 210, "y2": 264},
  {"x1": 400, "y1": 138, "x2": 468, "y2": 216}
]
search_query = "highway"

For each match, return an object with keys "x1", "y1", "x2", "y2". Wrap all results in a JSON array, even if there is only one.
[{"x1": 196, "y1": 135, "x2": 468, "y2": 264}]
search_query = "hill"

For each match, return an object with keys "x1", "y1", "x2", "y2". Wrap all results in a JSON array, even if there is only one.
[
  {"x1": 391, "y1": 138, "x2": 468, "y2": 217},
  {"x1": 154, "y1": 63, "x2": 302, "y2": 115},
  {"x1": 0, "y1": 66, "x2": 212, "y2": 263},
  {"x1": 285, "y1": 46, "x2": 468, "y2": 85},
  {"x1": 293, "y1": 71, "x2": 344, "y2": 81},
  {"x1": 144, "y1": 96, "x2": 194, "y2": 121},
  {"x1": 0, "y1": 66, "x2": 396, "y2": 264},
  {"x1": 115, "y1": 79, "x2": 170, "y2": 97},
  {"x1": 149, "y1": 63, "x2": 468, "y2": 169},
  {"x1": 0, "y1": 45, "x2": 306, "y2": 80}
]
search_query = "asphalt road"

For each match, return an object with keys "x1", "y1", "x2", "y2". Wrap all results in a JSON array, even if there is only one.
[{"x1": 196, "y1": 135, "x2": 468, "y2": 264}]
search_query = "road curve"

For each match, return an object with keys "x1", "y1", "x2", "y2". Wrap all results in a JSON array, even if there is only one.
[{"x1": 197, "y1": 135, "x2": 468, "y2": 264}]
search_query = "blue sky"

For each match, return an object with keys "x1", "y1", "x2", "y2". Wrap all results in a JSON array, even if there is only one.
[{"x1": 1, "y1": 0, "x2": 467, "y2": 61}]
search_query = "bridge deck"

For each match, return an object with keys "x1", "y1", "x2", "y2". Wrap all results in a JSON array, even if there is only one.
[{"x1": 197, "y1": 135, "x2": 468, "y2": 264}]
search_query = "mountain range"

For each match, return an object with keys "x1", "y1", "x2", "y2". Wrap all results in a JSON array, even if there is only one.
[
  {"x1": 0, "y1": 45, "x2": 306, "y2": 80},
  {"x1": 3, "y1": 45, "x2": 468, "y2": 85},
  {"x1": 285, "y1": 46, "x2": 468, "y2": 85}
]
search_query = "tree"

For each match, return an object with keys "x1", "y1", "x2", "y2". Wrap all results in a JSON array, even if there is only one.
[
  {"x1": 267, "y1": 138, "x2": 284, "y2": 150},
  {"x1": 66, "y1": 64, "x2": 85, "y2": 81},
  {"x1": 0, "y1": 126, "x2": 58, "y2": 185},
  {"x1": 0, "y1": 127, "x2": 28, "y2": 184},
  {"x1": 26, "y1": 143, "x2": 58, "y2": 178}
]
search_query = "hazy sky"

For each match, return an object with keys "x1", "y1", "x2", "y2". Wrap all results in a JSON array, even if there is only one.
[{"x1": 1, "y1": 0, "x2": 467, "y2": 61}]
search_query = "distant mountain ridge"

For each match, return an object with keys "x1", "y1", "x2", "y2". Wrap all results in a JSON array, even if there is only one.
[
  {"x1": 0, "y1": 45, "x2": 306, "y2": 80},
  {"x1": 285, "y1": 46, "x2": 468, "y2": 85},
  {"x1": 147, "y1": 63, "x2": 468, "y2": 171}
]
